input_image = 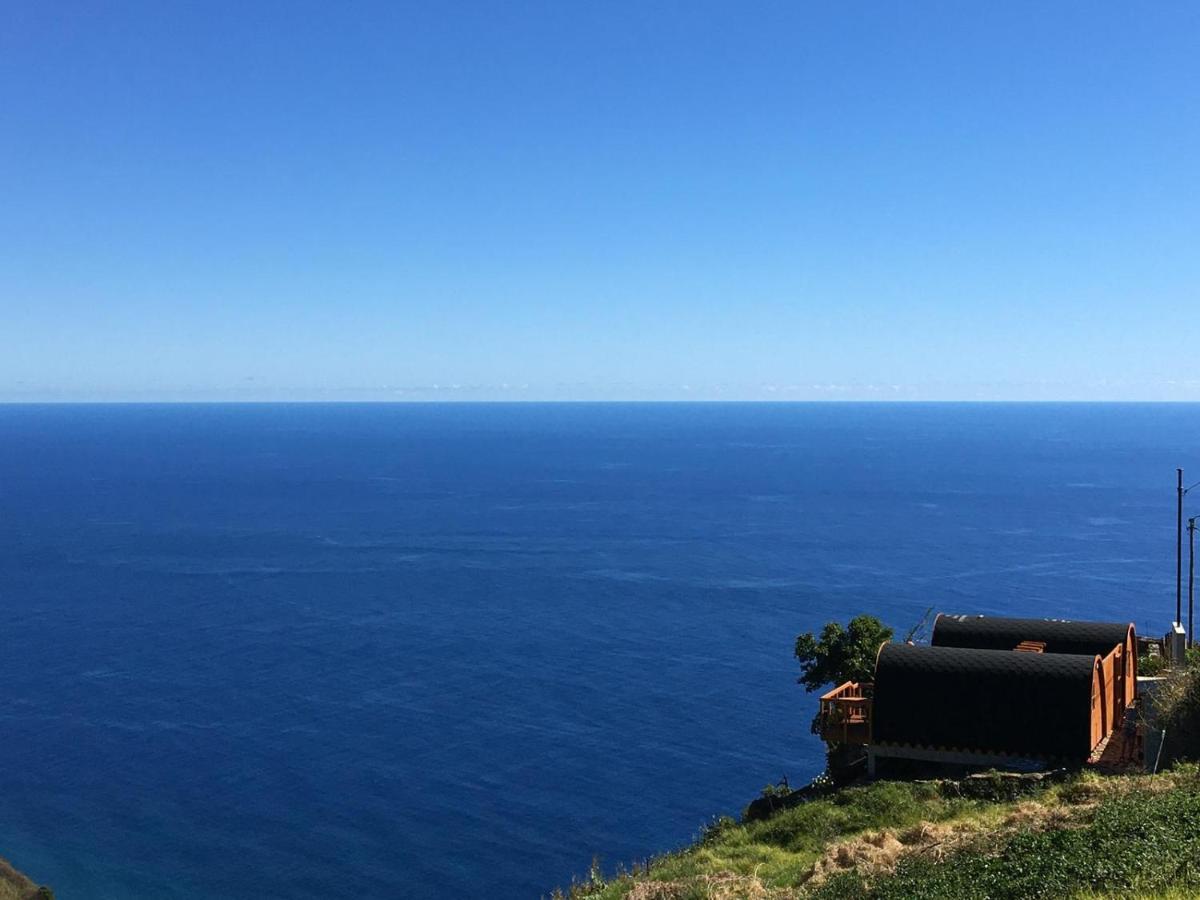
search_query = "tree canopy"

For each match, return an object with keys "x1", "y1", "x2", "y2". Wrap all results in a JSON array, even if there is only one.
[{"x1": 794, "y1": 615, "x2": 893, "y2": 692}]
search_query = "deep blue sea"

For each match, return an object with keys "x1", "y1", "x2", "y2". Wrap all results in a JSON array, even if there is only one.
[{"x1": 0, "y1": 402, "x2": 1195, "y2": 898}]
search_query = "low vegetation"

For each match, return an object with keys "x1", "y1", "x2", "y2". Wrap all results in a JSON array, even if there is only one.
[
  {"x1": 814, "y1": 766, "x2": 1200, "y2": 899},
  {"x1": 1153, "y1": 649, "x2": 1200, "y2": 767},
  {"x1": 0, "y1": 858, "x2": 51, "y2": 900},
  {"x1": 553, "y1": 767, "x2": 1200, "y2": 899},
  {"x1": 1137, "y1": 651, "x2": 1168, "y2": 677}
]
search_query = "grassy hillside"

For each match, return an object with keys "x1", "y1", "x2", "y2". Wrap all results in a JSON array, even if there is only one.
[
  {"x1": 553, "y1": 765, "x2": 1200, "y2": 900},
  {"x1": 551, "y1": 644, "x2": 1200, "y2": 899},
  {"x1": 0, "y1": 857, "x2": 50, "y2": 900},
  {"x1": 813, "y1": 767, "x2": 1200, "y2": 899}
]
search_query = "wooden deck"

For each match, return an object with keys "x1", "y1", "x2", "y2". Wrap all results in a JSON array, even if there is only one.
[{"x1": 816, "y1": 681, "x2": 872, "y2": 745}]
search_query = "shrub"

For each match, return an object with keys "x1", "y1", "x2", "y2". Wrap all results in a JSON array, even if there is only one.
[
  {"x1": 795, "y1": 615, "x2": 894, "y2": 692},
  {"x1": 1139, "y1": 652, "x2": 1168, "y2": 677},
  {"x1": 1156, "y1": 658, "x2": 1200, "y2": 765}
]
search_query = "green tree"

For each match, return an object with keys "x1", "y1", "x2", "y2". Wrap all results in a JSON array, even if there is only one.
[{"x1": 794, "y1": 615, "x2": 893, "y2": 692}]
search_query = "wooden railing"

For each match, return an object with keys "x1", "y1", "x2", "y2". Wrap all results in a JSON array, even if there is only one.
[{"x1": 815, "y1": 681, "x2": 873, "y2": 745}]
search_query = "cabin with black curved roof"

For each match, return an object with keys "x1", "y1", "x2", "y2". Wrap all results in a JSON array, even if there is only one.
[
  {"x1": 814, "y1": 612, "x2": 1141, "y2": 776},
  {"x1": 932, "y1": 613, "x2": 1136, "y2": 707}
]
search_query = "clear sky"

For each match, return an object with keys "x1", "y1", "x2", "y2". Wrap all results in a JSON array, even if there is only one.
[{"x1": 3, "y1": 2, "x2": 1198, "y2": 401}]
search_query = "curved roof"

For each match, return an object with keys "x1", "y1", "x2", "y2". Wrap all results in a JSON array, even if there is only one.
[
  {"x1": 931, "y1": 614, "x2": 1133, "y2": 657},
  {"x1": 872, "y1": 643, "x2": 1099, "y2": 759}
]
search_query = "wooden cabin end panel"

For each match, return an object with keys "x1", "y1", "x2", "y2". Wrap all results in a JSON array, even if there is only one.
[
  {"x1": 1090, "y1": 665, "x2": 1104, "y2": 751},
  {"x1": 1126, "y1": 627, "x2": 1138, "y2": 704}
]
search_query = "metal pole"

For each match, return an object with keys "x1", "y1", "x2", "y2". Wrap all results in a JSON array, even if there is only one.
[
  {"x1": 1190, "y1": 517, "x2": 1196, "y2": 649},
  {"x1": 1178, "y1": 468, "x2": 1184, "y2": 627}
]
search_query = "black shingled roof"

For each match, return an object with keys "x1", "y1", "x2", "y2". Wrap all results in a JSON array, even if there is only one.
[
  {"x1": 872, "y1": 643, "x2": 1098, "y2": 760},
  {"x1": 931, "y1": 613, "x2": 1132, "y2": 658}
]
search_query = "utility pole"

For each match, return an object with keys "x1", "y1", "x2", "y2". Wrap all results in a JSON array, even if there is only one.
[
  {"x1": 1179, "y1": 468, "x2": 1184, "y2": 628},
  {"x1": 1190, "y1": 517, "x2": 1196, "y2": 649}
]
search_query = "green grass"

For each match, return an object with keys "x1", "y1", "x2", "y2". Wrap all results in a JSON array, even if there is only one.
[
  {"x1": 555, "y1": 767, "x2": 1200, "y2": 900},
  {"x1": 555, "y1": 777, "x2": 1039, "y2": 899},
  {"x1": 814, "y1": 767, "x2": 1200, "y2": 899}
]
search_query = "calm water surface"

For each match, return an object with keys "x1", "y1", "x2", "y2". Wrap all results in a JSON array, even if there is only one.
[{"x1": 0, "y1": 403, "x2": 1193, "y2": 898}]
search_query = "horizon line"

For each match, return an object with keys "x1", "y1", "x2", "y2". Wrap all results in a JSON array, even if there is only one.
[{"x1": 4, "y1": 398, "x2": 1200, "y2": 406}]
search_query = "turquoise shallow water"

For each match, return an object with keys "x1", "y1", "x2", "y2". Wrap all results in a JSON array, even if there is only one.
[{"x1": 0, "y1": 402, "x2": 1193, "y2": 898}]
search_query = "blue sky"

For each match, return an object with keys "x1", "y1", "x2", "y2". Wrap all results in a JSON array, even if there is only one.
[{"x1": 2, "y1": 2, "x2": 1198, "y2": 401}]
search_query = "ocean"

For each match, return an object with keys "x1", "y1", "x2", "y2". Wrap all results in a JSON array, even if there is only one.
[{"x1": 0, "y1": 402, "x2": 1193, "y2": 898}]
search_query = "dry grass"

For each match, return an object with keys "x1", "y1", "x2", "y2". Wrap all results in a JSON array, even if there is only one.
[
  {"x1": 625, "y1": 871, "x2": 804, "y2": 900},
  {"x1": 0, "y1": 857, "x2": 45, "y2": 900},
  {"x1": 808, "y1": 830, "x2": 906, "y2": 884},
  {"x1": 805, "y1": 797, "x2": 1082, "y2": 887}
]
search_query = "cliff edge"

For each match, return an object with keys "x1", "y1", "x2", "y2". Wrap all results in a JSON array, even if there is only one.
[{"x1": 0, "y1": 857, "x2": 51, "y2": 900}]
